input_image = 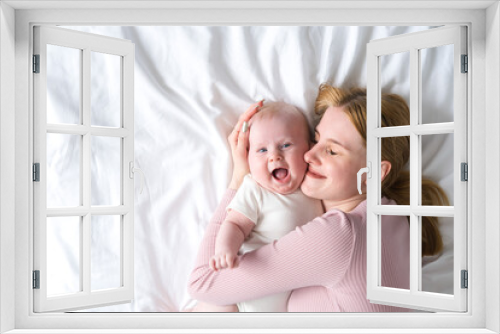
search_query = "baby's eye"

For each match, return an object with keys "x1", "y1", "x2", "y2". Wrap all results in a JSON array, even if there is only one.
[
  {"x1": 281, "y1": 143, "x2": 292, "y2": 149},
  {"x1": 257, "y1": 148, "x2": 267, "y2": 153}
]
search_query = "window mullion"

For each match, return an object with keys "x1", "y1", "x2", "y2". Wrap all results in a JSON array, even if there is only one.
[
  {"x1": 122, "y1": 51, "x2": 134, "y2": 295},
  {"x1": 81, "y1": 48, "x2": 91, "y2": 295},
  {"x1": 46, "y1": 207, "x2": 128, "y2": 217},
  {"x1": 409, "y1": 46, "x2": 420, "y2": 294},
  {"x1": 46, "y1": 124, "x2": 130, "y2": 138},
  {"x1": 373, "y1": 123, "x2": 454, "y2": 138},
  {"x1": 81, "y1": 214, "x2": 90, "y2": 294},
  {"x1": 413, "y1": 123, "x2": 454, "y2": 135},
  {"x1": 373, "y1": 205, "x2": 454, "y2": 217},
  {"x1": 82, "y1": 47, "x2": 91, "y2": 207},
  {"x1": 365, "y1": 48, "x2": 379, "y2": 297}
]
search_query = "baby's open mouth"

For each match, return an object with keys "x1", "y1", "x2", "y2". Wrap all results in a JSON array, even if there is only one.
[{"x1": 272, "y1": 168, "x2": 289, "y2": 181}]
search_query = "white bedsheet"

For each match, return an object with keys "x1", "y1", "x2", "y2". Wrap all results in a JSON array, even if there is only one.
[{"x1": 53, "y1": 26, "x2": 454, "y2": 312}]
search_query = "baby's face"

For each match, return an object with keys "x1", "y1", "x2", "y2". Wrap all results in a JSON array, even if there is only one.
[{"x1": 248, "y1": 113, "x2": 310, "y2": 195}]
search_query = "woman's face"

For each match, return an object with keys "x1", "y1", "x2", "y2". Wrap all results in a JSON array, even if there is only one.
[{"x1": 301, "y1": 106, "x2": 367, "y2": 211}]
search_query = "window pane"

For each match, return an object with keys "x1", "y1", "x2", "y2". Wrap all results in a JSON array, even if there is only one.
[
  {"x1": 380, "y1": 215, "x2": 410, "y2": 291},
  {"x1": 91, "y1": 52, "x2": 121, "y2": 128},
  {"x1": 91, "y1": 215, "x2": 121, "y2": 291},
  {"x1": 421, "y1": 133, "x2": 454, "y2": 206},
  {"x1": 47, "y1": 216, "x2": 81, "y2": 296},
  {"x1": 91, "y1": 136, "x2": 121, "y2": 206},
  {"x1": 47, "y1": 133, "x2": 81, "y2": 208},
  {"x1": 420, "y1": 45, "x2": 454, "y2": 124},
  {"x1": 380, "y1": 51, "x2": 410, "y2": 127},
  {"x1": 421, "y1": 216, "x2": 454, "y2": 295},
  {"x1": 47, "y1": 44, "x2": 81, "y2": 125},
  {"x1": 381, "y1": 136, "x2": 410, "y2": 205}
]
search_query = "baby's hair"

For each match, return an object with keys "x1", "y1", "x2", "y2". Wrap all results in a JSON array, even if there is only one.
[
  {"x1": 315, "y1": 84, "x2": 448, "y2": 257},
  {"x1": 251, "y1": 101, "x2": 311, "y2": 141}
]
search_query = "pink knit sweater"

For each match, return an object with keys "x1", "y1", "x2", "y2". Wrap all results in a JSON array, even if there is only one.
[{"x1": 188, "y1": 189, "x2": 411, "y2": 312}]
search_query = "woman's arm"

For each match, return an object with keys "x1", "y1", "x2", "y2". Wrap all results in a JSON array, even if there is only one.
[{"x1": 187, "y1": 200, "x2": 354, "y2": 306}]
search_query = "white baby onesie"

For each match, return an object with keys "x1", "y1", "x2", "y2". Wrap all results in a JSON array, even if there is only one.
[{"x1": 227, "y1": 174, "x2": 323, "y2": 312}]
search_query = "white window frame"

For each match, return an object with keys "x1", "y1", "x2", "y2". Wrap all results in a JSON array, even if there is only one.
[
  {"x1": 1, "y1": 2, "x2": 498, "y2": 333},
  {"x1": 366, "y1": 25, "x2": 468, "y2": 312},
  {"x1": 32, "y1": 25, "x2": 135, "y2": 312}
]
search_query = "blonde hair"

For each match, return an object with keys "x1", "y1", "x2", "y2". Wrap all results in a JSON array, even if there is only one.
[{"x1": 314, "y1": 84, "x2": 448, "y2": 256}]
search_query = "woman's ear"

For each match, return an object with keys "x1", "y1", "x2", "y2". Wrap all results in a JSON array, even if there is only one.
[
  {"x1": 380, "y1": 161, "x2": 392, "y2": 182},
  {"x1": 362, "y1": 161, "x2": 392, "y2": 188}
]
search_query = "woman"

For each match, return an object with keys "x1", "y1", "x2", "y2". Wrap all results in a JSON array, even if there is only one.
[{"x1": 188, "y1": 84, "x2": 448, "y2": 312}]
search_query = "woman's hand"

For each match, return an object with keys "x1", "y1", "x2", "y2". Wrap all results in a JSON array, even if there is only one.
[{"x1": 228, "y1": 100, "x2": 264, "y2": 190}]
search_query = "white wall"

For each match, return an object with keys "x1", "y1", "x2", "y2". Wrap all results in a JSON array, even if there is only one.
[
  {"x1": 486, "y1": 2, "x2": 500, "y2": 333},
  {"x1": 0, "y1": 2, "x2": 16, "y2": 334}
]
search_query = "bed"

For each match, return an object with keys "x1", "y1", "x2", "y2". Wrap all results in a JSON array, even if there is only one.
[{"x1": 49, "y1": 25, "x2": 454, "y2": 312}]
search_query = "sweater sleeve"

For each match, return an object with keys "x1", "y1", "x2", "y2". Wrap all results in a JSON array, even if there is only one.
[{"x1": 187, "y1": 189, "x2": 355, "y2": 306}]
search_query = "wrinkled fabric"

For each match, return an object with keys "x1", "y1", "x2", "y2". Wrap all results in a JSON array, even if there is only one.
[{"x1": 47, "y1": 26, "x2": 455, "y2": 312}]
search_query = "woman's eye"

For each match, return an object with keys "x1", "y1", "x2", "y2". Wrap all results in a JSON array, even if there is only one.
[{"x1": 328, "y1": 149, "x2": 337, "y2": 156}]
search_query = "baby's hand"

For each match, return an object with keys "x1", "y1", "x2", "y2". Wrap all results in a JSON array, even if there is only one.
[{"x1": 209, "y1": 252, "x2": 239, "y2": 271}]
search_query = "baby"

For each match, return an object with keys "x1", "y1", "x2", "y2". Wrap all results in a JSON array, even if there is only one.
[{"x1": 204, "y1": 101, "x2": 323, "y2": 312}]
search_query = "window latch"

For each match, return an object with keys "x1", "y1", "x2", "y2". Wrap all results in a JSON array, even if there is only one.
[
  {"x1": 357, "y1": 162, "x2": 372, "y2": 195},
  {"x1": 129, "y1": 162, "x2": 145, "y2": 194}
]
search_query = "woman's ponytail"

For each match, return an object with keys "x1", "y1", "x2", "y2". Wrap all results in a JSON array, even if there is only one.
[
  {"x1": 382, "y1": 170, "x2": 410, "y2": 207},
  {"x1": 383, "y1": 171, "x2": 448, "y2": 256},
  {"x1": 420, "y1": 178, "x2": 449, "y2": 256}
]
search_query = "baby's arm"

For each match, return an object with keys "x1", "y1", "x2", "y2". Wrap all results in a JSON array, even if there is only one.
[{"x1": 210, "y1": 210, "x2": 254, "y2": 271}]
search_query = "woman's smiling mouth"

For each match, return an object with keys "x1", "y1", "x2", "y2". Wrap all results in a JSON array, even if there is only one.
[{"x1": 306, "y1": 167, "x2": 325, "y2": 179}]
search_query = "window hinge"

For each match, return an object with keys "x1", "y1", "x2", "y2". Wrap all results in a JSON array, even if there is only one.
[
  {"x1": 461, "y1": 270, "x2": 468, "y2": 289},
  {"x1": 33, "y1": 54, "x2": 40, "y2": 73},
  {"x1": 461, "y1": 54, "x2": 468, "y2": 73},
  {"x1": 461, "y1": 162, "x2": 468, "y2": 181},
  {"x1": 33, "y1": 270, "x2": 40, "y2": 289},
  {"x1": 33, "y1": 163, "x2": 40, "y2": 182}
]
